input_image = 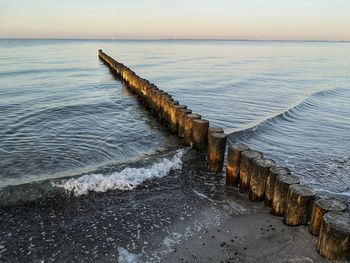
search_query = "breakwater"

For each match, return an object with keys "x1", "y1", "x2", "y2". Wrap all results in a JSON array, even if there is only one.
[{"x1": 98, "y1": 49, "x2": 350, "y2": 261}]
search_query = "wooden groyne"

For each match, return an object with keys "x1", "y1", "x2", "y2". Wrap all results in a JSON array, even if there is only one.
[{"x1": 98, "y1": 50, "x2": 350, "y2": 261}]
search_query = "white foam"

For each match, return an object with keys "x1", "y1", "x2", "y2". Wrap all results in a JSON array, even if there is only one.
[
  {"x1": 53, "y1": 150, "x2": 184, "y2": 196},
  {"x1": 162, "y1": 233, "x2": 181, "y2": 250},
  {"x1": 193, "y1": 189, "x2": 216, "y2": 202},
  {"x1": 117, "y1": 247, "x2": 142, "y2": 263},
  {"x1": 193, "y1": 189, "x2": 209, "y2": 199},
  {"x1": 316, "y1": 188, "x2": 350, "y2": 197}
]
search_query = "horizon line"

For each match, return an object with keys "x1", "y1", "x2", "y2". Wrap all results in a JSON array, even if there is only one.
[{"x1": 1, "y1": 37, "x2": 350, "y2": 43}]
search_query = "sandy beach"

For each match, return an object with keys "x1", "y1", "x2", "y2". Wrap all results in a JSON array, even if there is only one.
[
  {"x1": 163, "y1": 195, "x2": 330, "y2": 263},
  {"x1": 1, "y1": 149, "x2": 341, "y2": 262}
]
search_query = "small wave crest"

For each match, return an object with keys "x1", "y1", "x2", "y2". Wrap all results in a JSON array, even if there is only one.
[
  {"x1": 229, "y1": 86, "x2": 348, "y2": 137},
  {"x1": 53, "y1": 150, "x2": 184, "y2": 196}
]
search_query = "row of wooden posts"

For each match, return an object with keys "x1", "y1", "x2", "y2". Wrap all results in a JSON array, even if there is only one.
[
  {"x1": 98, "y1": 50, "x2": 350, "y2": 261},
  {"x1": 226, "y1": 144, "x2": 349, "y2": 260}
]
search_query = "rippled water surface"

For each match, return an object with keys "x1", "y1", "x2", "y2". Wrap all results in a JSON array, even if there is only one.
[{"x1": 0, "y1": 39, "x2": 349, "y2": 199}]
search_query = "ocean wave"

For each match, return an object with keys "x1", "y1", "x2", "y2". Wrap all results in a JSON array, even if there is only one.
[
  {"x1": 228, "y1": 86, "x2": 348, "y2": 138},
  {"x1": 4, "y1": 100, "x2": 120, "y2": 134},
  {"x1": 0, "y1": 67, "x2": 90, "y2": 78},
  {"x1": 53, "y1": 149, "x2": 185, "y2": 196},
  {"x1": 227, "y1": 86, "x2": 350, "y2": 199}
]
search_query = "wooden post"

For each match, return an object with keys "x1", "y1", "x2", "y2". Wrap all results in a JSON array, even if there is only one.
[
  {"x1": 156, "y1": 91, "x2": 165, "y2": 119},
  {"x1": 248, "y1": 158, "x2": 276, "y2": 202},
  {"x1": 207, "y1": 127, "x2": 224, "y2": 155},
  {"x1": 168, "y1": 102, "x2": 179, "y2": 131},
  {"x1": 265, "y1": 166, "x2": 290, "y2": 207},
  {"x1": 164, "y1": 97, "x2": 174, "y2": 125},
  {"x1": 169, "y1": 104, "x2": 186, "y2": 134},
  {"x1": 284, "y1": 184, "x2": 315, "y2": 226},
  {"x1": 183, "y1": 114, "x2": 201, "y2": 146},
  {"x1": 168, "y1": 101, "x2": 179, "y2": 125},
  {"x1": 310, "y1": 198, "x2": 346, "y2": 236},
  {"x1": 154, "y1": 89, "x2": 163, "y2": 116},
  {"x1": 317, "y1": 211, "x2": 350, "y2": 260},
  {"x1": 272, "y1": 174, "x2": 300, "y2": 216},
  {"x1": 178, "y1": 109, "x2": 192, "y2": 138},
  {"x1": 208, "y1": 127, "x2": 223, "y2": 136},
  {"x1": 144, "y1": 85, "x2": 153, "y2": 109},
  {"x1": 239, "y1": 150, "x2": 263, "y2": 193},
  {"x1": 164, "y1": 99, "x2": 177, "y2": 126},
  {"x1": 208, "y1": 132, "x2": 227, "y2": 172},
  {"x1": 148, "y1": 86, "x2": 159, "y2": 113},
  {"x1": 192, "y1": 119, "x2": 209, "y2": 151},
  {"x1": 159, "y1": 92, "x2": 166, "y2": 121},
  {"x1": 160, "y1": 94, "x2": 172, "y2": 123},
  {"x1": 152, "y1": 87, "x2": 161, "y2": 114},
  {"x1": 226, "y1": 143, "x2": 250, "y2": 186}
]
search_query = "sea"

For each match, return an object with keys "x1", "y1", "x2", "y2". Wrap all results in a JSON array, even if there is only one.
[{"x1": 0, "y1": 39, "x2": 349, "y2": 262}]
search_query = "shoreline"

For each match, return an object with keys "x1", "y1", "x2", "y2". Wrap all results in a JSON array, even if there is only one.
[
  {"x1": 163, "y1": 209, "x2": 328, "y2": 263},
  {"x1": 0, "y1": 150, "x2": 338, "y2": 262}
]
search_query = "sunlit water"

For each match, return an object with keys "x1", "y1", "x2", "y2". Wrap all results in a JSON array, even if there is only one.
[{"x1": 0, "y1": 39, "x2": 349, "y2": 201}]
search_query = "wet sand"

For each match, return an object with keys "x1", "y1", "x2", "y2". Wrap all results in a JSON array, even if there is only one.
[
  {"x1": 0, "y1": 149, "x2": 346, "y2": 262},
  {"x1": 163, "y1": 205, "x2": 330, "y2": 263}
]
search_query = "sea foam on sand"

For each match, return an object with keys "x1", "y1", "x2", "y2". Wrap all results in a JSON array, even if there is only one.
[
  {"x1": 53, "y1": 150, "x2": 184, "y2": 196},
  {"x1": 117, "y1": 247, "x2": 142, "y2": 263}
]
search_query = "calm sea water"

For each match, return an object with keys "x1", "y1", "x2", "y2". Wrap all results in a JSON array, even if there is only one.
[
  {"x1": 1, "y1": 39, "x2": 350, "y2": 262},
  {"x1": 0, "y1": 39, "x2": 349, "y2": 201}
]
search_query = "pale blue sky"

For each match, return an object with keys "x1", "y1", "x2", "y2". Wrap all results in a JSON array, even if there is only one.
[{"x1": 0, "y1": 0, "x2": 349, "y2": 40}]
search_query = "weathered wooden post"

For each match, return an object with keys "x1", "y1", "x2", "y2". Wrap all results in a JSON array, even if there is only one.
[
  {"x1": 178, "y1": 109, "x2": 192, "y2": 138},
  {"x1": 248, "y1": 158, "x2": 276, "y2": 202},
  {"x1": 149, "y1": 86, "x2": 159, "y2": 114},
  {"x1": 168, "y1": 103, "x2": 178, "y2": 131},
  {"x1": 164, "y1": 97, "x2": 176, "y2": 125},
  {"x1": 192, "y1": 119, "x2": 209, "y2": 151},
  {"x1": 161, "y1": 95, "x2": 170, "y2": 123},
  {"x1": 239, "y1": 150, "x2": 263, "y2": 193},
  {"x1": 226, "y1": 144, "x2": 249, "y2": 186},
  {"x1": 158, "y1": 90, "x2": 168, "y2": 119},
  {"x1": 167, "y1": 101, "x2": 178, "y2": 126},
  {"x1": 284, "y1": 184, "x2": 315, "y2": 226},
  {"x1": 146, "y1": 85, "x2": 157, "y2": 111},
  {"x1": 169, "y1": 104, "x2": 187, "y2": 134},
  {"x1": 208, "y1": 127, "x2": 224, "y2": 136},
  {"x1": 310, "y1": 198, "x2": 346, "y2": 236},
  {"x1": 208, "y1": 132, "x2": 227, "y2": 172},
  {"x1": 183, "y1": 114, "x2": 201, "y2": 146},
  {"x1": 207, "y1": 127, "x2": 224, "y2": 154},
  {"x1": 144, "y1": 84, "x2": 153, "y2": 108},
  {"x1": 154, "y1": 89, "x2": 164, "y2": 115},
  {"x1": 272, "y1": 174, "x2": 300, "y2": 216},
  {"x1": 140, "y1": 79, "x2": 149, "y2": 100},
  {"x1": 317, "y1": 211, "x2": 350, "y2": 260},
  {"x1": 159, "y1": 92, "x2": 166, "y2": 119},
  {"x1": 265, "y1": 166, "x2": 291, "y2": 207}
]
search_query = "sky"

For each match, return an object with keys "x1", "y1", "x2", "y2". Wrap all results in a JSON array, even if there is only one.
[{"x1": 0, "y1": 0, "x2": 349, "y2": 40}]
